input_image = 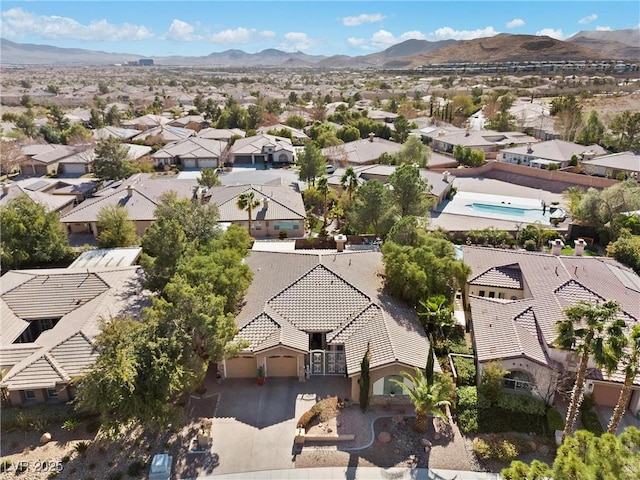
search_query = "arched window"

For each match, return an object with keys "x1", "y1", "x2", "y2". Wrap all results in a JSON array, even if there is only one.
[{"x1": 504, "y1": 370, "x2": 534, "y2": 391}]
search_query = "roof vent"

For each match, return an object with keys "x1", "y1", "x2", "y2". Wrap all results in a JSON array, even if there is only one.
[{"x1": 574, "y1": 238, "x2": 587, "y2": 256}]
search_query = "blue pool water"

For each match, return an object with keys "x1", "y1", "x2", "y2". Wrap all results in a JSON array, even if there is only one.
[{"x1": 466, "y1": 202, "x2": 564, "y2": 224}]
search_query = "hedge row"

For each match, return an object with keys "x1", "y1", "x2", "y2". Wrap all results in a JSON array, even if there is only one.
[
  {"x1": 546, "y1": 408, "x2": 565, "y2": 432},
  {"x1": 453, "y1": 357, "x2": 476, "y2": 386},
  {"x1": 496, "y1": 392, "x2": 547, "y2": 416}
]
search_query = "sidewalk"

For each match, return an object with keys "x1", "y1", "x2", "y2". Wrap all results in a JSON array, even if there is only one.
[{"x1": 201, "y1": 467, "x2": 501, "y2": 479}]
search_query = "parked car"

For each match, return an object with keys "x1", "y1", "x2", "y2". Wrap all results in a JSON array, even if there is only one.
[
  {"x1": 149, "y1": 453, "x2": 172, "y2": 480},
  {"x1": 326, "y1": 164, "x2": 335, "y2": 174}
]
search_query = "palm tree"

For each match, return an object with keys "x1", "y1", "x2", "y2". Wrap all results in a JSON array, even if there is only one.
[
  {"x1": 340, "y1": 166, "x2": 358, "y2": 205},
  {"x1": 607, "y1": 325, "x2": 640, "y2": 434},
  {"x1": 391, "y1": 368, "x2": 451, "y2": 433},
  {"x1": 554, "y1": 300, "x2": 624, "y2": 442},
  {"x1": 236, "y1": 191, "x2": 261, "y2": 234},
  {"x1": 417, "y1": 294, "x2": 454, "y2": 344},
  {"x1": 316, "y1": 176, "x2": 329, "y2": 227}
]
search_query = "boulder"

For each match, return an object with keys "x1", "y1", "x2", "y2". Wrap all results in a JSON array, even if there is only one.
[
  {"x1": 378, "y1": 431, "x2": 392, "y2": 443},
  {"x1": 539, "y1": 444, "x2": 550, "y2": 455},
  {"x1": 40, "y1": 432, "x2": 52, "y2": 444},
  {"x1": 420, "y1": 438, "x2": 432, "y2": 447}
]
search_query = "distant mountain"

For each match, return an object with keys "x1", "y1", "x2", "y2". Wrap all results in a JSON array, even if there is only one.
[
  {"x1": 566, "y1": 29, "x2": 640, "y2": 60},
  {"x1": 0, "y1": 38, "x2": 143, "y2": 66},
  {"x1": 388, "y1": 34, "x2": 609, "y2": 68},
  {"x1": 1, "y1": 30, "x2": 634, "y2": 68}
]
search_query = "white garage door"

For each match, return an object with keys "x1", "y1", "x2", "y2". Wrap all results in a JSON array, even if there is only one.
[
  {"x1": 199, "y1": 159, "x2": 217, "y2": 168},
  {"x1": 183, "y1": 158, "x2": 197, "y2": 169},
  {"x1": 225, "y1": 356, "x2": 256, "y2": 378},
  {"x1": 266, "y1": 355, "x2": 297, "y2": 377}
]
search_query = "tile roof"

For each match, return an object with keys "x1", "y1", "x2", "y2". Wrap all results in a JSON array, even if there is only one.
[
  {"x1": 230, "y1": 133, "x2": 294, "y2": 155},
  {"x1": 234, "y1": 251, "x2": 431, "y2": 375},
  {"x1": 501, "y1": 139, "x2": 608, "y2": 162},
  {"x1": 153, "y1": 137, "x2": 226, "y2": 161},
  {"x1": 1, "y1": 266, "x2": 145, "y2": 391},
  {"x1": 581, "y1": 151, "x2": 640, "y2": 173},
  {"x1": 470, "y1": 265, "x2": 523, "y2": 289},
  {"x1": 461, "y1": 246, "x2": 640, "y2": 383},
  {"x1": 322, "y1": 137, "x2": 402, "y2": 165}
]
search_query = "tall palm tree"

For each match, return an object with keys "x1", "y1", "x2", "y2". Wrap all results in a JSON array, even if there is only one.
[
  {"x1": 236, "y1": 191, "x2": 261, "y2": 234},
  {"x1": 316, "y1": 176, "x2": 329, "y2": 227},
  {"x1": 417, "y1": 294, "x2": 454, "y2": 344},
  {"x1": 607, "y1": 325, "x2": 640, "y2": 434},
  {"x1": 340, "y1": 166, "x2": 358, "y2": 205},
  {"x1": 554, "y1": 300, "x2": 624, "y2": 442},
  {"x1": 391, "y1": 368, "x2": 451, "y2": 433}
]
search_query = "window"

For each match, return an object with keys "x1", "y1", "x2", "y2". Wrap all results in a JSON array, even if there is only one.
[
  {"x1": 489, "y1": 291, "x2": 495, "y2": 298},
  {"x1": 383, "y1": 375, "x2": 405, "y2": 395},
  {"x1": 253, "y1": 221, "x2": 262, "y2": 231},
  {"x1": 47, "y1": 388, "x2": 58, "y2": 398},
  {"x1": 498, "y1": 292, "x2": 505, "y2": 299},
  {"x1": 24, "y1": 390, "x2": 36, "y2": 400},
  {"x1": 479, "y1": 290, "x2": 485, "y2": 297},
  {"x1": 510, "y1": 295, "x2": 518, "y2": 300}
]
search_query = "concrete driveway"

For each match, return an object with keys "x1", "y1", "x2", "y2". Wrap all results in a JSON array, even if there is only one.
[{"x1": 209, "y1": 377, "x2": 350, "y2": 476}]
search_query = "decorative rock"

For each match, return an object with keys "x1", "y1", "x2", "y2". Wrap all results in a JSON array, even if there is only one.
[
  {"x1": 433, "y1": 432, "x2": 441, "y2": 441},
  {"x1": 327, "y1": 428, "x2": 333, "y2": 433},
  {"x1": 392, "y1": 414, "x2": 404, "y2": 424},
  {"x1": 420, "y1": 438, "x2": 432, "y2": 447},
  {"x1": 424, "y1": 446, "x2": 431, "y2": 453},
  {"x1": 40, "y1": 433, "x2": 52, "y2": 444},
  {"x1": 378, "y1": 431, "x2": 392, "y2": 443},
  {"x1": 539, "y1": 444, "x2": 549, "y2": 455}
]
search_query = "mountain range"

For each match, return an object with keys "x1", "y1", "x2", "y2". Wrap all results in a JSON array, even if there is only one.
[{"x1": 1, "y1": 29, "x2": 638, "y2": 68}]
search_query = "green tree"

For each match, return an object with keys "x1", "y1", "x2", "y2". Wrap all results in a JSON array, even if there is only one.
[
  {"x1": 62, "y1": 124, "x2": 93, "y2": 145},
  {"x1": 572, "y1": 181, "x2": 640, "y2": 230},
  {"x1": 15, "y1": 109, "x2": 37, "y2": 138},
  {"x1": 104, "y1": 105, "x2": 122, "y2": 126},
  {"x1": 478, "y1": 361, "x2": 508, "y2": 405},
  {"x1": 606, "y1": 234, "x2": 640, "y2": 275},
  {"x1": 391, "y1": 368, "x2": 451, "y2": 433},
  {"x1": 340, "y1": 166, "x2": 359, "y2": 205},
  {"x1": 198, "y1": 167, "x2": 222, "y2": 188},
  {"x1": 486, "y1": 93, "x2": 516, "y2": 131},
  {"x1": 96, "y1": 205, "x2": 138, "y2": 248},
  {"x1": 388, "y1": 163, "x2": 432, "y2": 217},
  {"x1": 555, "y1": 300, "x2": 625, "y2": 442},
  {"x1": 236, "y1": 191, "x2": 261, "y2": 234},
  {"x1": 93, "y1": 137, "x2": 136, "y2": 180},
  {"x1": 47, "y1": 105, "x2": 70, "y2": 132},
  {"x1": 425, "y1": 339, "x2": 435, "y2": 385},
  {"x1": 316, "y1": 176, "x2": 330, "y2": 227},
  {"x1": 286, "y1": 115, "x2": 306, "y2": 130},
  {"x1": 577, "y1": 110, "x2": 605, "y2": 145},
  {"x1": 336, "y1": 124, "x2": 360, "y2": 143},
  {"x1": 349, "y1": 179, "x2": 394, "y2": 236},
  {"x1": 393, "y1": 115, "x2": 411, "y2": 143},
  {"x1": 606, "y1": 110, "x2": 640, "y2": 152},
  {"x1": 417, "y1": 294, "x2": 454, "y2": 343},
  {"x1": 551, "y1": 94, "x2": 583, "y2": 142},
  {"x1": 359, "y1": 343, "x2": 371, "y2": 412},
  {"x1": 0, "y1": 195, "x2": 70, "y2": 270},
  {"x1": 395, "y1": 135, "x2": 431, "y2": 168},
  {"x1": 502, "y1": 427, "x2": 640, "y2": 480},
  {"x1": 298, "y1": 141, "x2": 325, "y2": 186},
  {"x1": 608, "y1": 325, "x2": 640, "y2": 433}
]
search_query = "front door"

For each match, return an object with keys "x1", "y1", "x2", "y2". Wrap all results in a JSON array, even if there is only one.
[{"x1": 310, "y1": 350, "x2": 324, "y2": 375}]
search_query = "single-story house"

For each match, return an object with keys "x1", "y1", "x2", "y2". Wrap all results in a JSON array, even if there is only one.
[
  {"x1": 461, "y1": 245, "x2": 640, "y2": 414},
  {"x1": 152, "y1": 137, "x2": 228, "y2": 169},
  {"x1": 223, "y1": 250, "x2": 438, "y2": 404},
  {"x1": 322, "y1": 135, "x2": 402, "y2": 167},
  {"x1": 131, "y1": 125, "x2": 194, "y2": 145},
  {"x1": 500, "y1": 139, "x2": 608, "y2": 169},
  {"x1": 0, "y1": 265, "x2": 145, "y2": 406},
  {"x1": 19, "y1": 144, "x2": 78, "y2": 176},
  {"x1": 229, "y1": 133, "x2": 296, "y2": 165},
  {"x1": 204, "y1": 184, "x2": 306, "y2": 238},
  {"x1": 122, "y1": 114, "x2": 170, "y2": 131},
  {"x1": 0, "y1": 181, "x2": 76, "y2": 215},
  {"x1": 580, "y1": 151, "x2": 640, "y2": 179},
  {"x1": 92, "y1": 126, "x2": 141, "y2": 141},
  {"x1": 168, "y1": 115, "x2": 208, "y2": 132},
  {"x1": 257, "y1": 124, "x2": 309, "y2": 142},
  {"x1": 61, "y1": 173, "x2": 196, "y2": 238},
  {"x1": 58, "y1": 144, "x2": 152, "y2": 176},
  {"x1": 431, "y1": 130, "x2": 538, "y2": 160}
]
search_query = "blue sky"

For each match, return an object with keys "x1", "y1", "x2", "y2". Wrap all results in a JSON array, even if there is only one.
[{"x1": 1, "y1": 1, "x2": 638, "y2": 57}]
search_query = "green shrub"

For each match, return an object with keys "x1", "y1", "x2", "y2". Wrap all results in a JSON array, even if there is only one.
[
  {"x1": 62, "y1": 418, "x2": 80, "y2": 431},
  {"x1": 453, "y1": 356, "x2": 476, "y2": 386},
  {"x1": 297, "y1": 397, "x2": 339, "y2": 430},
  {"x1": 457, "y1": 386, "x2": 478, "y2": 410},
  {"x1": 478, "y1": 408, "x2": 545, "y2": 434},
  {"x1": 473, "y1": 435, "x2": 534, "y2": 463},
  {"x1": 127, "y1": 460, "x2": 145, "y2": 477},
  {"x1": 546, "y1": 408, "x2": 565, "y2": 432},
  {"x1": 0, "y1": 459, "x2": 12, "y2": 472},
  {"x1": 74, "y1": 441, "x2": 90, "y2": 455},
  {"x1": 581, "y1": 410, "x2": 604, "y2": 435},
  {"x1": 458, "y1": 408, "x2": 479, "y2": 433},
  {"x1": 497, "y1": 393, "x2": 547, "y2": 416}
]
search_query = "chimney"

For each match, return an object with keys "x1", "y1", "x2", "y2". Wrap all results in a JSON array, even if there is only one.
[
  {"x1": 263, "y1": 197, "x2": 269, "y2": 209},
  {"x1": 1, "y1": 183, "x2": 9, "y2": 196},
  {"x1": 550, "y1": 238, "x2": 564, "y2": 256},
  {"x1": 368, "y1": 132, "x2": 375, "y2": 142},
  {"x1": 526, "y1": 143, "x2": 533, "y2": 154},
  {"x1": 127, "y1": 184, "x2": 134, "y2": 197},
  {"x1": 334, "y1": 234, "x2": 347, "y2": 252},
  {"x1": 574, "y1": 238, "x2": 587, "y2": 256},
  {"x1": 442, "y1": 171, "x2": 450, "y2": 183}
]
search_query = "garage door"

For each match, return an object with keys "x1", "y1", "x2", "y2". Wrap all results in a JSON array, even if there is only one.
[
  {"x1": 199, "y1": 159, "x2": 217, "y2": 168},
  {"x1": 183, "y1": 158, "x2": 197, "y2": 169},
  {"x1": 592, "y1": 383, "x2": 623, "y2": 407},
  {"x1": 225, "y1": 356, "x2": 256, "y2": 378},
  {"x1": 266, "y1": 355, "x2": 297, "y2": 377}
]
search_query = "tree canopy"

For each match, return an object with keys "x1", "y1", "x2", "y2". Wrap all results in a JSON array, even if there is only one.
[
  {"x1": 93, "y1": 137, "x2": 136, "y2": 180},
  {"x1": 298, "y1": 141, "x2": 325, "y2": 185},
  {"x1": 348, "y1": 179, "x2": 395, "y2": 236},
  {"x1": 395, "y1": 135, "x2": 431, "y2": 168},
  {"x1": 96, "y1": 205, "x2": 138, "y2": 248},
  {"x1": 0, "y1": 195, "x2": 70, "y2": 271},
  {"x1": 388, "y1": 163, "x2": 432, "y2": 217}
]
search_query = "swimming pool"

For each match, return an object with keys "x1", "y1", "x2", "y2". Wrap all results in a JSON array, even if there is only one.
[{"x1": 441, "y1": 191, "x2": 565, "y2": 225}]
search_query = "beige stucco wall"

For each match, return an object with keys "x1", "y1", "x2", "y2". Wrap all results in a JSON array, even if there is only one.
[
  {"x1": 232, "y1": 220, "x2": 304, "y2": 238},
  {"x1": 256, "y1": 347, "x2": 305, "y2": 379},
  {"x1": 350, "y1": 364, "x2": 417, "y2": 405},
  {"x1": 7, "y1": 386, "x2": 70, "y2": 407},
  {"x1": 469, "y1": 285, "x2": 523, "y2": 301}
]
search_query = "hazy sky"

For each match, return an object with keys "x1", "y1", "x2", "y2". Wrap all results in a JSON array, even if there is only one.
[{"x1": 1, "y1": 1, "x2": 638, "y2": 57}]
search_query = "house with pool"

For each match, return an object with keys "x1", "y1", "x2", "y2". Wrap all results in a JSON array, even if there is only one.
[
  {"x1": 460, "y1": 245, "x2": 640, "y2": 418},
  {"x1": 221, "y1": 250, "x2": 437, "y2": 403}
]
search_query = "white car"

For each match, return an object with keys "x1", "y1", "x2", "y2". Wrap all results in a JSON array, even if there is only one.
[
  {"x1": 326, "y1": 164, "x2": 335, "y2": 174},
  {"x1": 149, "y1": 453, "x2": 172, "y2": 480}
]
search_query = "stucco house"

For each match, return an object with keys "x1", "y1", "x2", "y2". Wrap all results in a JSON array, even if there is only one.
[
  {"x1": 500, "y1": 139, "x2": 608, "y2": 169},
  {"x1": 322, "y1": 135, "x2": 402, "y2": 167},
  {"x1": 197, "y1": 128, "x2": 246, "y2": 143},
  {"x1": 222, "y1": 250, "x2": 437, "y2": 403},
  {"x1": 431, "y1": 130, "x2": 537, "y2": 160},
  {"x1": 229, "y1": 133, "x2": 295, "y2": 165},
  {"x1": 461, "y1": 245, "x2": 640, "y2": 415},
  {"x1": 0, "y1": 178, "x2": 99, "y2": 215},
  {"x1": 19, "y1": 144, "x2": 78, "y2": 176},
  {"x1": 61, "y1": 173, "x2": 196, "y2": 238},
  {"x1": 580, "y1": 151, "x2": 640, "y2": 179},
  {"x1": 152, "y1": 137, "x2": 228, "y2": 169},
  {"x1": 0, "y1": 266, "x2": 145, "y2": 407},
  {"x1": 204, "y1": 184, "x2": 306, "y2": 238}
]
